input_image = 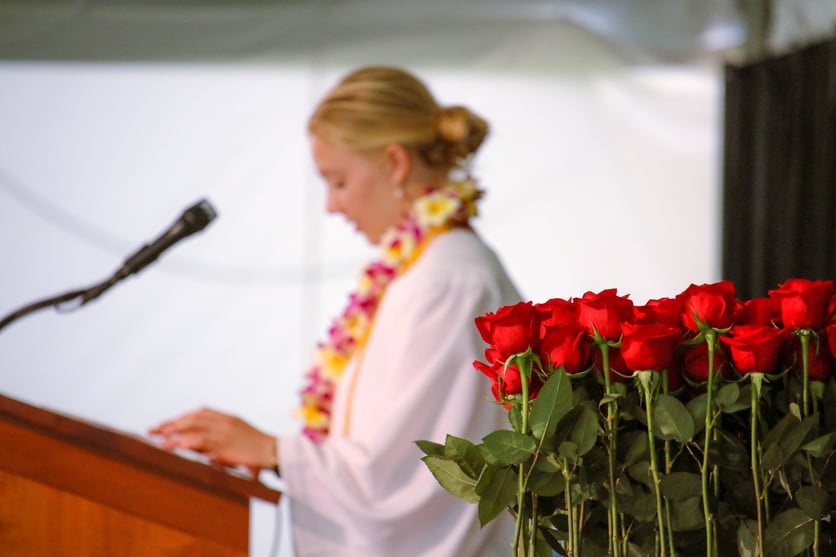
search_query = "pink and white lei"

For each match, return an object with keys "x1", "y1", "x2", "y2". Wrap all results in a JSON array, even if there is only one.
[{"x1": 295, "y1": 178, "x2": 483, "y2": 442}]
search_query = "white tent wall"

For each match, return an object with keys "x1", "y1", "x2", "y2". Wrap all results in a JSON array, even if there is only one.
[{"x1": 1, "y1": 2, "x2": 833, "y2": 556}]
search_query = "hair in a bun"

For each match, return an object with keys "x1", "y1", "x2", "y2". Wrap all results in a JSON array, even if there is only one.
[
  {"x1": 309, "y1": 66, "x2": 489, "y2": 172},
  {"x1": 421, "y1": 105, "x2": 489, "y2": 169}
]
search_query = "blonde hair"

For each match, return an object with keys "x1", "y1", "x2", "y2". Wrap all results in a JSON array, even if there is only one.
[{"x1": 308, "y1": 66, "x2": 489, "y2": 172}]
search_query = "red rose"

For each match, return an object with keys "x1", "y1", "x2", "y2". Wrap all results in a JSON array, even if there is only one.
[
  {"x1": 719, "y1": 325, "x2": 786, "y2": 374},
  {"x1": 634, "y1": 297, "x2": 684, "y2": 328},
  {"x1": 474, "y1": 355, "x2": 522, "y2": 396},
  {"x1": 678, "y1": 280, "x2": 737, "y2": 332},
  {"x1": 475, "y1": 301, "x2": 539, "y2": 358},
  {"x1": 734, "y1": 297, "x2": 778, "y2": 327},
  {"x1": 781, "y1": 335, "x2": 834, "y2": 382},
  {"x1": 535, "y1": 298, "x2": 576, "y2": 331},
  {"x1": 827, "y1": 323, "x2": 836, "y2": 366},
  {"x1": 575, "y1": 289, "x2": 634, "y2": 341},
  {"x1": 768, "y1": 278, "x2": 835, "y2": 330},
  {"x1": 539, "y1": 321, "x2": 590, "y2": 374},
  {"x1": 475, "y1": 352, "x2": 544, "y2": 407},
  {"x1": 592, "y1": 346, "x2": 630, "y2": 383},
  {"x1": 682, "y1": 342, "x2": 731, "y2": 383},
  {"x1": 620, "y1": 322, "x2": 682, "y2": 372}
]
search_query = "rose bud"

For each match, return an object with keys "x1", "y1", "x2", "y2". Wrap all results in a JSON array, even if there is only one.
[
  {"x1": 634, "y1": 297, "x2": 684, "y2": 329},
  {"x1": 734, "y1": 297, "x2": 778, "y2": 327},
  {"x1": 620, "y1": 322, "x2": 682, "y2": 373},
  {"x1": 535, "y1": 297, "x2": 576, "y2": 330},
  {"x1": 768, "y1": 278, "x2": 835, "y2": 330},
  {"x1": 719, "y1": 325, "x2": 786, "y2": 374},
  {"x1": 539, "y1": 321, "x2": 590, "y2": 374},
  {"x1": 475, "y1": 301, "x2": 539, "y2": 359},
  {"x1": 575, "y1": 288, "x2": 634, "y2": 341},
  {"x1": 682, "y1": 342, "x2": 731, "y2": 383},
  {"x1": 474, "y1": 358, "x2": 523, "y2": 396},
  {"x1": 677, "y1": 280, "x2": 737, "y2": 332}
]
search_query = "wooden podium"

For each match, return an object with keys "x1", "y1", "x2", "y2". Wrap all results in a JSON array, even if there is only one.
[{"x1": 0, "y1": 393, "x2": 280, "y2": 556}]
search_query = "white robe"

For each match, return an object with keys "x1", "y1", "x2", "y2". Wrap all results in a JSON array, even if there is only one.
[{"x1": 278, "y1": 229, "x2": 521, "y2": 557}]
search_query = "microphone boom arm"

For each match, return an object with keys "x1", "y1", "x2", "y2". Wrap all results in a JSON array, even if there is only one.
[{"x1": 0, "y1": 198, "x2": 216, "y2": 333}]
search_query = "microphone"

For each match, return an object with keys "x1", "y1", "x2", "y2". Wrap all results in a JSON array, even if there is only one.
[
  {"x1": 115, "y1": 199, "x2": 217, "y2": 280},
  {"x1": 0, "y1": 198, "x2": 218, "y2": 332},
  {"x1": 80, "y1": 199, "x2": 218, "y2": 304}
]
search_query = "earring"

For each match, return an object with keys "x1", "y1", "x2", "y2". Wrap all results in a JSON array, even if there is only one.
[{"x1": 394, "y1": 185, "x2": 405, "y2": 199}]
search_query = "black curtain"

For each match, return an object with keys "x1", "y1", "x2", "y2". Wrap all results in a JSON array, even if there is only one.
[{"x1": 722, "y1": 36, "x2": 836, "y2": 299}]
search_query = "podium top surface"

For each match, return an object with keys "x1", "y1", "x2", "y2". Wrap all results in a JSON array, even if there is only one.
[{"x1": 0, "y1": 392, "x2": 280, "y2": 504}]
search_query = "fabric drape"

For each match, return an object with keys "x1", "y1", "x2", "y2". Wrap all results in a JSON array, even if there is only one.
[{"x1": 722, "y1": 35, "x2": 836, "y2": 299}]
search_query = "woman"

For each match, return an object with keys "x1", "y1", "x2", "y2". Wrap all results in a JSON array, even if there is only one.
[{"x1": 151, "y1": 66, "x2": 521, "y2": 556}]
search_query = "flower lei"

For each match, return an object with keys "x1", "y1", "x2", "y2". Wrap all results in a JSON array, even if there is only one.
[{"x1": 295, "y1": 177, "x2": 483, "y2": 443}]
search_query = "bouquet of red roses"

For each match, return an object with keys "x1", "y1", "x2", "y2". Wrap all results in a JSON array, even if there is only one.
[{"x1": 419, "y1": 279, "x2": 836, "y2": 557}]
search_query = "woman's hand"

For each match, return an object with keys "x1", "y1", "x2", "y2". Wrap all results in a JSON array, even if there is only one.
[{"x1": 149, "y1": 408, "x2": 278, "y2": 476}]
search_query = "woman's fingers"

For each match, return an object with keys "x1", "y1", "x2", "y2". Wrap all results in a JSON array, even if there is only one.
[
  {"x1": 149, "y1": 408, "x2": 277, "y2": 471},
  {"x1": 150, "y1": 408, "x2": 215, "y2": 436}
]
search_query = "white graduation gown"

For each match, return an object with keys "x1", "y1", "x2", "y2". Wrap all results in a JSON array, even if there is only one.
[{"x1": 278, "y1": 229, "x2": 521, "y2": 557}]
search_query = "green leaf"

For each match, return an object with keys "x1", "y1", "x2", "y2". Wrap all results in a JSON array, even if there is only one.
[
  {"x1": 474, "y1": 463, "x2": 497, "y2": 497},
  {"x1": 809, "y1": 380, "x2": 825, "y2": 400},
  {"x1": 802, "y1": 431, "x2": 836, "y2": 458},
  {"x1": 668, "y1": 495, "x2": 705, "y2": 532},
  {"x1": 415, "y1": 439, "x2": 445, "y2": 457},
  {"x1": 652, "y1": 394, "x2": 695, "y2": 443},
  {"x1": 659, "y1": 472, "x2": 702, "y2": 502},
  {"x1": 723, "y1": 384, "x2": 753, "y2": 413},
  {"x1": 787, "y1": 414, "x2": 819, "y2": 450},
  {"x1": 476, "y1": 465, "x2": 517, "y2": 526},
  {"x1": 599, "y1": 381, "x2": 628, "y2": 409},
  {"x1": 764, "y1": 508, "x2": 815, "y2": 557},
  {"x1": 796, "y1": 485, "x2": 829, "y2": 520},
  {"x1": 626, "y1": 541, "x2": 652, "y2": 557},
  {"x1": 822, "y1": 453, "x2": 836, "y2": 491},
  {"x1": 599, "y1": 392, "x2": 623, "y2": 406},
  {"x1": 558, "y1": 441, "x2": 578, "y2": 461},
  {"x1": 577, "y1": 535, "x2": 608, "y2": 557},
  {"x1": 565, "y1": 403, "x2": 600, "y2": 457},
  {"x1": 761, "y1": 443, "x2": 785, "y2": 473},
  {"x1": 540, "y1": 527, "x2": 568, "y2": 554},
  {"x1": 530, "y1": 370, "x2": 573, "y2": 440},
  {"x1": 737, "y1": 519, "x2": 758, "y2": 557},
  {"x1": 711, "y1": 428, "x2": 750, "y2": 471},
  {"x1": 686, "y1": 393, "x2": 707, "y2": 434},
  {"x1": 627, "y1": 461, "x2": 653, "y2": 490},
  {"x1": 623, "y1": 431, "x2": 649, "y2": 466},
  {"x1": 626, "y1": 487, "x2": 657, "y2": 522},
  {"x1": 715, "y1": 382, "x2": 740, "y2": 411},
  {"x1": 533, "y1": 452, "x2": 561, "y2": 473},
  {"x1": 481, "y1": 430, "x2": 537, "y2": 465},
  {"x1": 534, "y1": 530, "x2": 555, "y2": 557},
  {"x1": 421, "y1": 455, "x2": 479, "y2": 503},
  {"x1": 616, "y1": 474, "x2": 634, "y2": 497},
  {"x1": 528, "y1": 468, "x2": 566, "y2": 496},
  {"x1": 763, "y1": 412, "x2": 799, "y2": 451},
  {"x1": 771, "y1": 414, "x2": 819, "y2": 463},
  {"x1": 443, "y1": 435, "x2": 485, "y2": 479}
]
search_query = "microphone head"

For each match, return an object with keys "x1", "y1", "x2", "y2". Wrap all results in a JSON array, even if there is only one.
[{"x1": 182, "y1": 199, "x2": 218, "y2": 234}]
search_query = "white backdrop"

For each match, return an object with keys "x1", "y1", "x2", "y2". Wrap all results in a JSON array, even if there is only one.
[{"x1": 0, "y1": 19, "x2": 721, "y2": 556}]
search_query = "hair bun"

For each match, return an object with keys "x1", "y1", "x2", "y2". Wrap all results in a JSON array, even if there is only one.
[
  {"x1": 437, "y1": 106, "x2": 470, "y2": 143},
  {"x1": 427, "y1": 105, "x2": 489, "y2": 169}
]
